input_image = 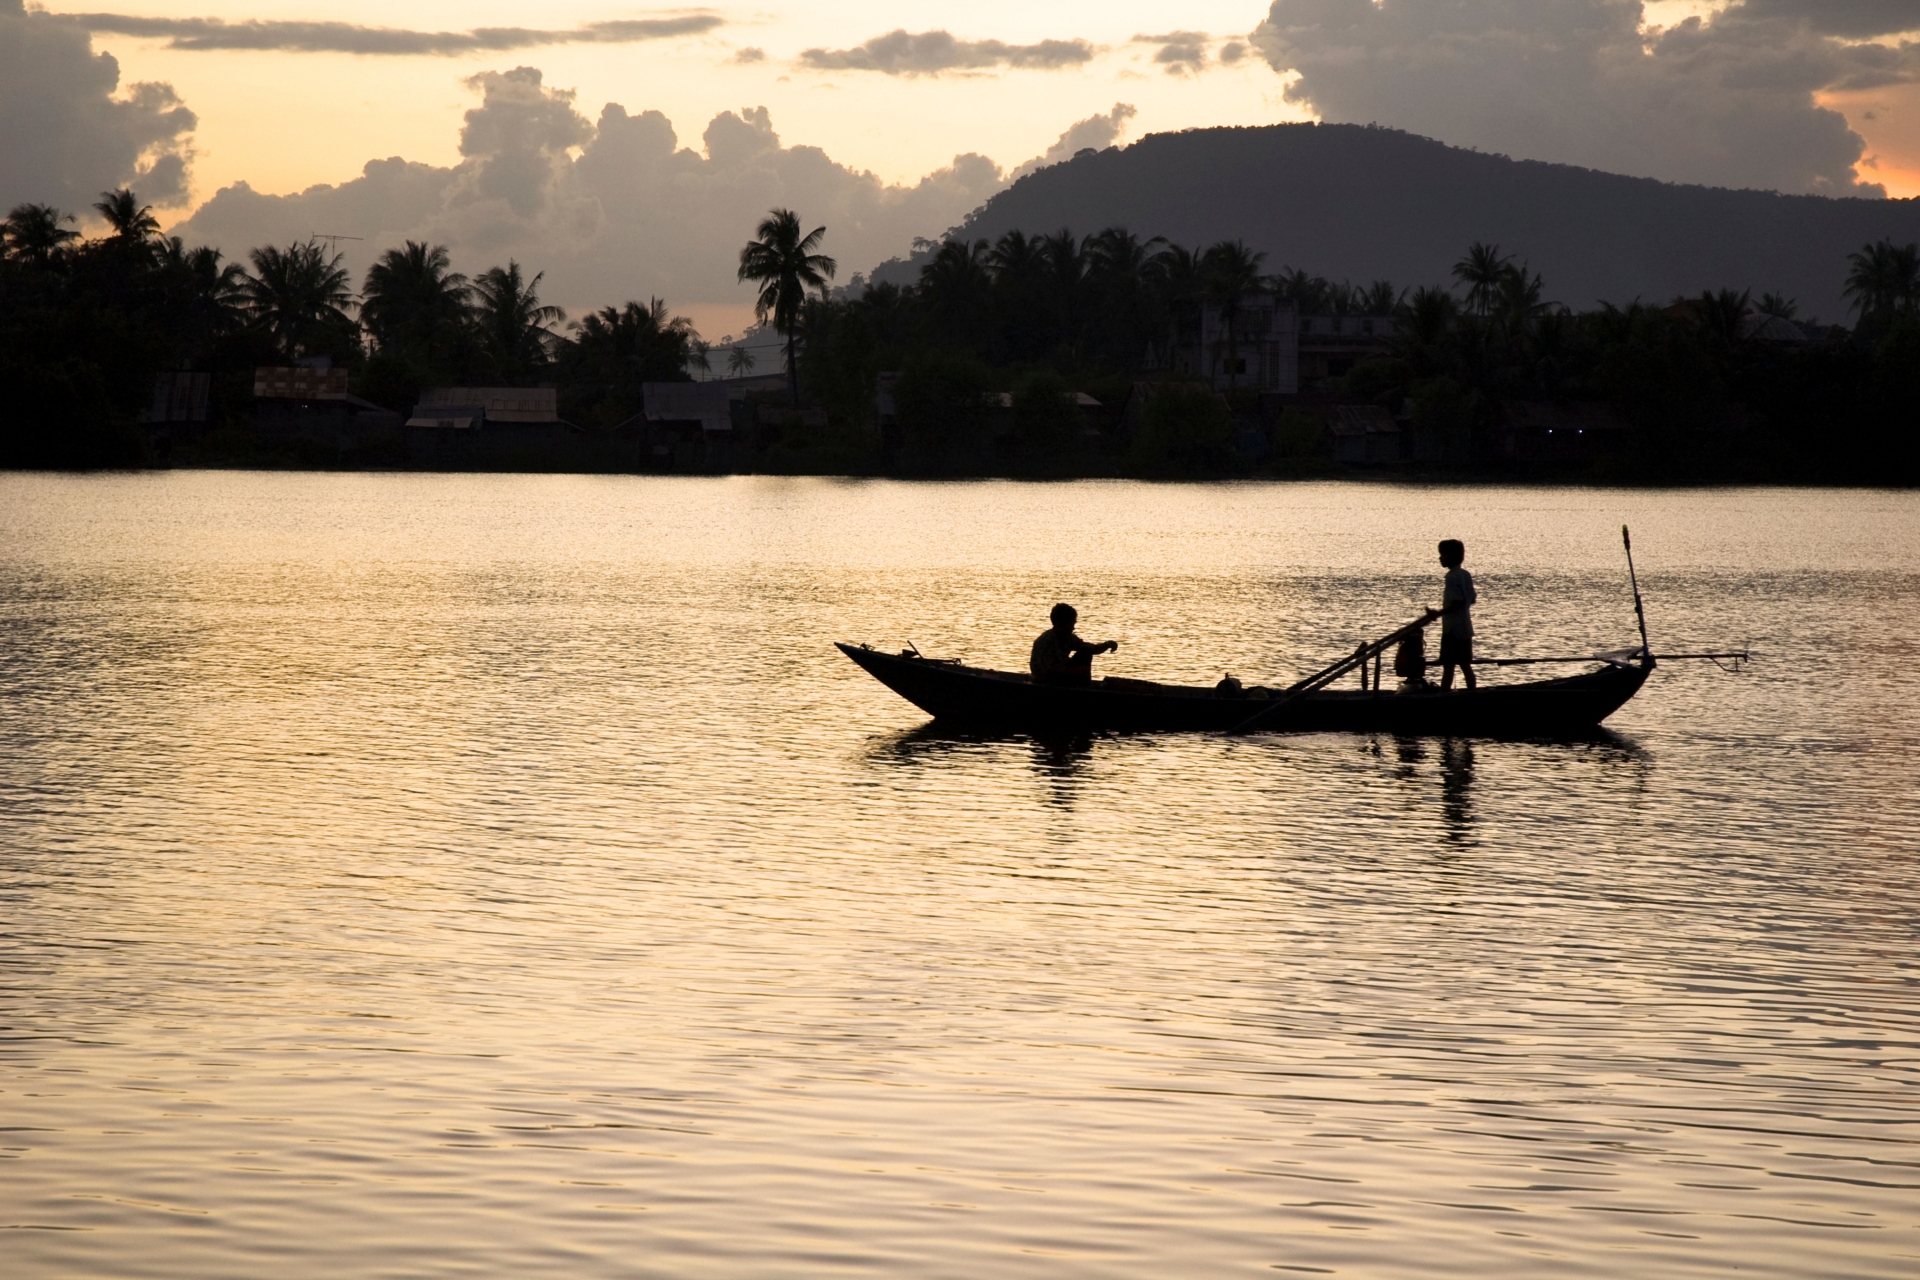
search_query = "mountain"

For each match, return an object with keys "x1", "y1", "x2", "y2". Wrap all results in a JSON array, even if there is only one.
[{"x1": 866, "y1": 124, "x2": 1920, "y2": 323}]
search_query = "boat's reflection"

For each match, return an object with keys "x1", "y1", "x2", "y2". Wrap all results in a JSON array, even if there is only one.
[{"x1": 865, "y1": 721, "x2": 1649, "y2": 827}]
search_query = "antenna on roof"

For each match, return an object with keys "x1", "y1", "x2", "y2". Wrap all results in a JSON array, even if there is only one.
[{"x1": 311, "y1": 234, "x2": 363, "y2": 250}]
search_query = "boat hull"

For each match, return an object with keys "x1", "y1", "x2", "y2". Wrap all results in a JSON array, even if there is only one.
[{"x1": 836, "y1": 642, "x2": 1649, "y2": 736}]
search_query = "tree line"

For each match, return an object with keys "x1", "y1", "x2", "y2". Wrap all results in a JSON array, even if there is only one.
[
  {"x1": 777, "y1": 222, "x2": 1919, "y2": 480},
  {"x1": 4, "y1": 187, "x2": 1917, "y2": 481},
  {"x1": 0, "y1": 188, "x2": 710, "y2": 464}
]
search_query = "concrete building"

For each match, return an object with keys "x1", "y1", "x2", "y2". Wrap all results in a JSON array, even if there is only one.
[
  {"x1": 1297, "y1": 315, "x2": 1396, "y2": 384},
  {"x1": 1195, "y1": 296, "x2": 1300, "y2": 393}
]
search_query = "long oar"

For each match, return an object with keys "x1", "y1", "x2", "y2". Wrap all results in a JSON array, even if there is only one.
[
  {"x1": 1226, "y1": 612, "x2": 1434, "y2": 736},
  {"x1": 1623, "y1": 524, "x2": 1654, "y2": 669}
]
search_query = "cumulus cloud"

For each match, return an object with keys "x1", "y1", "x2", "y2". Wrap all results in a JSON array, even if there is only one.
[
  {"x1": 1252, "y1": 0, "x2": 1920, "y2": 196},
  {"x1": 731, "y1": 45, "x2": 767, "y2": 64},
  {"x1": 171, "y1": 69, "x2": 1012, "y2": 313},
  {"x1": 53, "y1": 10, "x2": 723, "y2": 55},
  {"x1": 797, "y1": 29, "x2": 1095, "y2": 75},
  {"x1": 1135, "y1": 31, "x2": 1212, "y2": 75},
  {"x1": 0, "y1": 0, "x2": 196, "y2": 209},
  {"x1": 1009, "y1": 103, "x2": 1137, "y2": 180},
  {"x1": 1737, "y1": 1, "x2": 1920, "y2": 38}
]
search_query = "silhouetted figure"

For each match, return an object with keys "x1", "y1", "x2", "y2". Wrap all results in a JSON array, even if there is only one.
[
  {"x1": 1030, "y1": 603, "x2": 1117, "y2": 686},
  {"x1": 1393, "y1": 627, "x2": 1431, "y2": 692},
  {"x1": 1438, "y1": 539, "x2": 1477, "y2": 690}
]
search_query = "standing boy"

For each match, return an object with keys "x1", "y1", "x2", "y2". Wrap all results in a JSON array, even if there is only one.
[{"x1": 1438, "y1": 539, "x2": 1477, "y2": 690}]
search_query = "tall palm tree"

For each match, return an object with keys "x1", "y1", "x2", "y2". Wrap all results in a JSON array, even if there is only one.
[
  {"x1": 919, "y1": 237, "x2": 993, "y2": 352},
  {"x1": 471, "y1": 260, "x2": 564, "y2": 379},
  {"x1": 1201, "y1": 239, "x2": 1267, "y2": 388},
  {"x1": 738, "y1": 208, "x2": 836, "y2": 405},
  {"x1": 726, "y1": 344, "x2": 756, "y2": 376},
  {"x1": 362, "y1": 241, "x2": 472, "y2": 371},
  {"x1": 1453, "y1": 241, "x2": 1512, "y2": 316},
  {"x1": 243, "y1": 240, "x2": 355, "y2": 360},
  {"x1": 1756, "y1": 292, "x2": 1798, "y2": 320},
  {"x1": 3, "y1": 203, "x2": 80, "y2": 264},
  {"x1": 93, "y1": 188, "x2": 160, "y2": 243},
  {"x1": 1150, "y1": 243, "x2": 1207, "y2": 361},
  {"x1": 1844, "y1": 239, "x2": 1920, "y2": 326},
  {"x1": 155, "y1": 237, "x2": 248, "y2": 362}
]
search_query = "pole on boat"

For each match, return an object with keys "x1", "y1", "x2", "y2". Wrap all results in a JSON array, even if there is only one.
[
  {"x1": 1226, "y1": 611, "x2": 1435, "y2": 735},
  {"x1": 1623, "y1": 525, "x2": 1655, "y2": 670}
]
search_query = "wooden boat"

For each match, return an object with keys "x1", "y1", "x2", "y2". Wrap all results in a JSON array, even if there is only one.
[{"x1": 835, "y1": 641, "x2": 1651, "y2": 737}]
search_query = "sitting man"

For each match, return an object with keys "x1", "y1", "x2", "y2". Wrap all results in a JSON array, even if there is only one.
[{"x1": 1030, "y1": 602, "x2": 1118, "y2": 685}]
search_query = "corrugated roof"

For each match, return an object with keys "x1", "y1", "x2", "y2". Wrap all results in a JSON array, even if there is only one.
[{"x1": 419, "y1": 387, "x2": 559, "y2": 421}]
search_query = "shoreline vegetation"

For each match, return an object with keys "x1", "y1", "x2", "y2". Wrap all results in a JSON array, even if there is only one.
[{"x1": 3, "y1": 192, "x2": 1917, "y2": 484}]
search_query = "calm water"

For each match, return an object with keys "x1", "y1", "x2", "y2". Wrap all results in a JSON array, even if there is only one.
[{"x1": 1, "y1": 473, "x2": 1916, "y2": 1278}]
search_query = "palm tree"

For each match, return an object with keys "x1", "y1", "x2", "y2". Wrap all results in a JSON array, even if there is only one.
[
  {"x1": 726, "y1": 344, "x2": 756, "y2": 376},
  {"x1": 1150, "y1": 243, "x2": 1207, "y2": 361},
  {"x1": 919, "y1": 237, "x2": 994, "y2": 353},
  {"x1": 155, "y1": 237, "x2": 249, "y2": 361},
  {"x1": 471, "y1": 260, "x2": 564, "y2": 380},
  {"x1": 1844, "y1": 239, "x2": 1920, "y2": 327},
  {"x1": 243, "y1": 240, "x2": 355, "y2": 360},
  {"x1": 1452, "y1": 241, "x2": 1512, "y2": 316},
  {"x1": 564, "y1": 298, "x2": 703, "y2": 420},
  {"x1": 737, "y1": 208, "x2": 836, "y2": 405},
  {"x1": 3, "y1": 203, "x2": 79, "y2": 264},
  {"x1": 93, "y1": 188, "x2": 160, "y2": 243},
  {"x1": 1692, "y1": 288, "x2": 1752, "y2": 349},
  {"x1": 1492, "y1": 265, "x2": 1552, "y2": 333},
  {"x1": 1396, "y1": 285, "x2": 1458, "y2": 349},
  {"x1": 1201, "y1": 239, "x2": 1267, "y2": 388},
  {"x1": 1757, "y1": 292, "x2": 1798, "y2": 320},
  {"x1": 1359, "y1": 280, "x2": 1398, "y2": 315},
  {"x1": 361, "y1": 241, "x2": 472, "y2": 371}
]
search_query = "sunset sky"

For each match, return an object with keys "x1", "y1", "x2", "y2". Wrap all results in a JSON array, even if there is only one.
[{"x1": 7, "y1": 0, "x2": 1919, "y2": 334}]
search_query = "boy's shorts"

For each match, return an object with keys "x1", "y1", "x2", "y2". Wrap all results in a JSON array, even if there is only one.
[{"x1": 1439, "y1": 633, "x2": 1474, "y2": 666}]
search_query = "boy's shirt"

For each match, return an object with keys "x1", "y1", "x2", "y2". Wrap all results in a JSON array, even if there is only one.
[{"x1": 1443, "y1": 566, "x2": 1476, "y2": 638}]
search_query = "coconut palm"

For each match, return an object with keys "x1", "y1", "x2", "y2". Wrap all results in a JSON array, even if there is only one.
[
  {"x1": 737, "y1": 208, "x2": 836, "y2": 405},
  {"x1": 1201, "y1": 239, "x2": 1267, "y2": 388},
  {"x1": 919, "y1": 237, "x2": 994, "y2": 353},
  {"x1": 1452, "y1": 241, "x2": 1512, "y2": 316},
  {"x1": 1396, "y1": 285, "x2": 1458, "y2": 349},
  {"x1": 1843, "y1": 239, "x2": 1920, "y2": 326},
  {"x1": 361, "y1": 241, "x2": 472, "y2": 370},
  {"x1": 1757, "y1": 292, "x2": 1798, "y2": 320},
  {"x1": 243, "y1": 240, "x2": 355, "y2": 360},
  {"x1": 93, "y1": 188, "x2": 160, "y2": 243},
  {"x1": 471, "y1": 260, "x2": 564, "y2": 379},
  {"x1": 1151, "y1": 243, "x2": 1208, "y2": 353},
  {"x1": 726, "y1": 344, "x2": 756, "y2": 376},
  {"x1": 3, "y1": 203, "x2": 80, "y2": 264},
  {"x1": 1359, "y1": 279, "x2": 1399, "y2": 315},
  {"x1": 154, "y1": 237, "x2": 249, "y2": 361}
]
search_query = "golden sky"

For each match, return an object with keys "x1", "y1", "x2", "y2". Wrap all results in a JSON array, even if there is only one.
[
  {"x1": 81, "y1": 1, "x2": 1309, "y2": 204},
  {"x1": 70, "y1": 0, "x2": 1920, "y2": 206}
]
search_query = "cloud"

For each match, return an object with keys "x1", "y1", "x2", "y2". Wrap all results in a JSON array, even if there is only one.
[
  {"x1": 1736, "y1": 1, "x2": 1920, "y2": 38},
  {"x1": 52, "y1": 10, "x2": 723, "y2": 55},
  {"x1": 170, "y1": 70, "x2": 1013, "y2": 315},
  {"x1": 1134, "y1": 31, "x2": 1212, "y2": 75},
  {"x1": 0, "y1": 0, "x2": 196, "y2": 209},
  {"x1": 1252, "y1": 0, "x2": 1920, "y2": 196},
  {"x1": 1009, "y1": 103, "x2": 1137, "y2": 180},
  {"x1": 797, "y1": 29, "x2": 1095, "y2": 75},
  {"x1": 731, "y1": 45, "x2": 767, "y2": 64}
]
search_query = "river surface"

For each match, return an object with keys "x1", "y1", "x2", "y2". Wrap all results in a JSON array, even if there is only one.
[{"x1": 1, "y1": 473, "x2": 1916, "y2": 1278}]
